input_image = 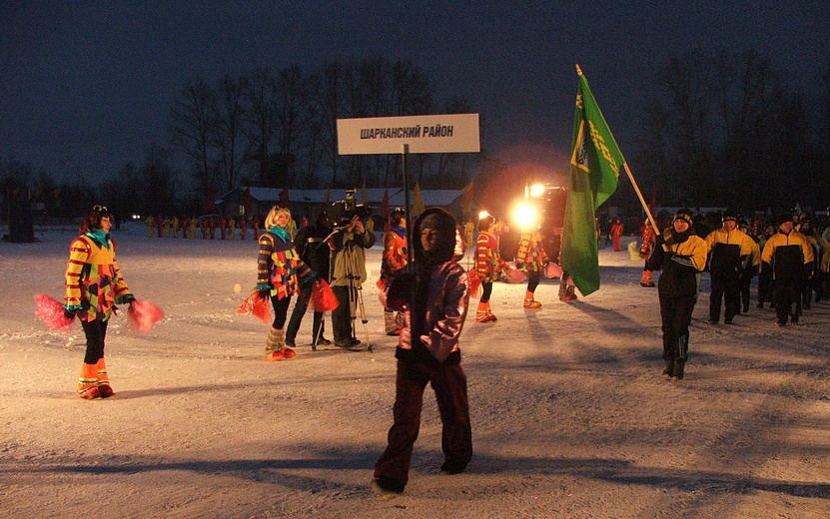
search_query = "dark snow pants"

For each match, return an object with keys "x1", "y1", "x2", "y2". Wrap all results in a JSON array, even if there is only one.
[
  {"x1": 659, "y1": 292, "x2": 696, "y2": 362},
  {"x1": 374, "y1": 358, "x2": 472, "y2": 488}
]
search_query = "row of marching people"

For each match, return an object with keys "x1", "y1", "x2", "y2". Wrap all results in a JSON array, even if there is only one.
[{"x1": 144, "y1": 214, "x2": 268, "y2": 241}]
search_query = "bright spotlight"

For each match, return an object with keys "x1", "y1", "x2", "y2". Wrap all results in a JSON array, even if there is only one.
[
  {"x1": 529, "y1": 183, "x2": 546, "y2": 198},
  {"x1": 512, "y1": 202, "x2": 539, "y2": 230}
]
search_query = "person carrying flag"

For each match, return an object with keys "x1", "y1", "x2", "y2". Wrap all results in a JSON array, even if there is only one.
[{"x1": 645, "y1": 208, "x2": 709, "y2": 381}]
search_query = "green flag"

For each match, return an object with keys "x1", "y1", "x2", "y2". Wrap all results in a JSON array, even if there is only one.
[{"x1": 561, "y1": 66, "x2": 624, "y2": 296}]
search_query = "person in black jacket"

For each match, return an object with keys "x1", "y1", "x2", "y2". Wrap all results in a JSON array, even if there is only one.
[
  {"x1": 645, "y1": 208, "x2": 709, "y2": 381},
  {"x1": 285, "y1": 208, "x2": 333, "y2": 348}
]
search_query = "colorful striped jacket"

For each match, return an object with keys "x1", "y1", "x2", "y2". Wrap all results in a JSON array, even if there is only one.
[
  {"x1": 475, "y1": 230, "x2": 503, "y2": 283},
  {"x1": 516, "y1": 231, "x2": 548, "y2": 273},
  {"x1": 257, "y1": 230, "x2": 312, "y2": 300},
  {"x1": 64, "y1": 234, "x2": 132, "y2": 322}
]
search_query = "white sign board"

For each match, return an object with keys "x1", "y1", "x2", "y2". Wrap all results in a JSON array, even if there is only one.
[{"x1": 337, "y1": 113, "x2": 480, "y2": 155}]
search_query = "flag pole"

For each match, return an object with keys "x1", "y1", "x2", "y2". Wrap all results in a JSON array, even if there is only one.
[
  {"x1": 401, "y1": 143, "x2": 417, "y2": 323},
  {"x1": 623, "y1": 163, "x2": 661, "y2": 235},
  {"x1": 575, "y1": 64, "x2": 659, "y2": 235},
  {"x1": 402, "y1": 144, "x2": 414, "y2": 270}
]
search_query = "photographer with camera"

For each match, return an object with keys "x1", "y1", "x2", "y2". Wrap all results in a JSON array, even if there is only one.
[{"x1": 329, "y1": 191, "x2": 376, "y2": 349}]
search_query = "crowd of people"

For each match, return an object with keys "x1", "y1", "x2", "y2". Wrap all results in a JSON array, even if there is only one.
[
  {"x1": 143, "y1": 214, "x2": 268, "y2": 241},
  {"x1": 57, "y1": 200, "x2": 827, "y2": 496}
]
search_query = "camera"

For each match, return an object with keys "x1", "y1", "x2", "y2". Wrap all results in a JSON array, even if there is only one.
[{"x1": 330, "y1": 189, "x2": 373, "y2": 226}]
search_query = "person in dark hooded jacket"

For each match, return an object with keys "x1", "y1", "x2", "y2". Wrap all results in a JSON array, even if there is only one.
[
  {"x1": 645, "y1": 208, "x2": 709, "y2": 380},
  {"x1": 372, "y1": 207, "x2": 472, "y2": 496}
]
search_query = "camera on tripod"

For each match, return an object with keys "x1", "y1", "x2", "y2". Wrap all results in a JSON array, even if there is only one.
[{"x1": 330, "y1": 188, "x2": 373, "y2": 226}]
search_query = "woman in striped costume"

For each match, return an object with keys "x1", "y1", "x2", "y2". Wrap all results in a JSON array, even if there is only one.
[
  {"x1": 64, "y1": 205, "x2": 135, "y2": 399},
  {"x1": 256, "y1": 206, "x2": 314, "y2": 361}
]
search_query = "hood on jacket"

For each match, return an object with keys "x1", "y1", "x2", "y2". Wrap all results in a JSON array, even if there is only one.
[{"x1": 414, "y1": 207, "x2": 457, "y2": 266}]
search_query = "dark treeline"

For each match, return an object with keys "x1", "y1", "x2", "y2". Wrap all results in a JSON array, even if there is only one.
[
  {"x1": 2, "y1": 50, "x2": 829, "y2": 222},
  {"x1": 615, "y1": 49, "x2": 830, "y2": 217}
]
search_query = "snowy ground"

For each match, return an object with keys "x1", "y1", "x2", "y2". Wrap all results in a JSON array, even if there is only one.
[{"x1": 1, "y1": 223, "x2": 828, "y2": 519}]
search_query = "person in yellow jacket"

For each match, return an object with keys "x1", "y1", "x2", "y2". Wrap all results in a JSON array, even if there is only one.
[
  {"x1": 796, "y1": 217, "x2": 820, "y2": 309},
  {"x1": 645, "y1": 208, "x2": 709, "y2": 381},
  {"x1": 761, "y1": 213, "x2": 815, "y2": 326},
  {"x1": 704, "y1": 211, "x2": 756, "y2": 324},
  {"x1": 64, "y1": 205, "x2": 136, "y2": 399},
  {"x1": 145, "y1": 215, "x2": 155, "y2": 237}
]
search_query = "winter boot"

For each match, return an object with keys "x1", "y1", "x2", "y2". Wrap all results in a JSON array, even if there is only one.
[
  {"x1": 558, "y1": 278, "x2": 578, "y2": 301},
  {"x1": 475, "y1": 301, "x2": 488, "y2": 321},
  {"x1": 265, "y1": 327, "x2": 287, "y2": 361},
  {"x1": 671, "y1": 359, "x2": 685, "y2": 381},
  {"x1": 560, "y1": 283, "x2": 578, "y2": 302},
  {"x1": 672, "y1": 334, "x2": 689, "y2": 380},
  {"x1": 281, "y1": 346, "x2": 297, "y2": 359},
  {"x1": 384, "y1": 309, "x2": 401, "y2": 335},
  {"x1": 523, "y1": 290, "x2": 542, "y2": 309},
  {"x1": 77, "y1": 362, "x2": 100, "y2": 399},
  {"x1": 790, "y1": 301, "x2": 800, "y2": 324},
  {"x1": 96, "y1": 358, "x2": 114, "y2": 398},
  {"x1": 476, "y1": 301, "x2": 497, "y2": 322},
  {"x1": 662, "y1": 359, "x2": 674, "y2": 379}
]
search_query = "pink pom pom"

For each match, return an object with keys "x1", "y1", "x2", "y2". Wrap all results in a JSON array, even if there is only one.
[
  {"x1": 237, "y1": 291, "x2": 271, "y2": 324},
  {"x1": 127, "y1": 299, "x2": 165, "y2": 333},
  {"x1": 544, "y1": 261, "x2": 563, "y2": 279},
  {"x1": 467, "y1": 270, "x2": 482, "y2": 298},
  {"x1": 34, "y1": 293, "x2": 74, "y2": 332},
  {"x1": 311, "y1": 279, "x2": 339, "y2": 312},
  {"x1": 503, "y1": 262, "x2": 528, "y2": 284}
]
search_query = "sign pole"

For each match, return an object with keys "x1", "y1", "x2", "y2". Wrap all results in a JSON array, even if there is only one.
[
  {"x1": 402, "y1": 144, "x2": 414, "y2": 271},
  {"x1": 401, "y1": 144, "x2": 418, "y2": 321}
]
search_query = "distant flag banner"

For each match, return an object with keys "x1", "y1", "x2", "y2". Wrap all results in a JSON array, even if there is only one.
[
  {"x1": 461, "y1": 180, "x2": 474, "y2": 218},
  {"x1": 561, "y1": 65, "x2": 624, "y2": 296},
  {"x1": 381, "y1": 188, "x2": 389, "y2": 219},
  {"x1": 412, "y1": 182, "x2": 425, "y2": 218}
]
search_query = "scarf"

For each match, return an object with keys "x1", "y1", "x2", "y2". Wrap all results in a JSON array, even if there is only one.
[
  {"x1": 267, "y1": 226, "x2": 291, "y2": 243},
  {"x1": 391, "y1": 225, "x2": 406, "y2": 239},
  {"x1": 85, "y1": 229, "x2": 111, "y2": 250}
]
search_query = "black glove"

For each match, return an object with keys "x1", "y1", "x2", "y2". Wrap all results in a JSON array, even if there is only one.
[
  {"x1": 64, "y1": 309, "x2": 77, "y2": 320},
  {"x1": 258, "y1": 288, "x2": 272, "y2": 298},
  {"x1": 122, "y1": 294, "x2": 136, "y2": 304}
]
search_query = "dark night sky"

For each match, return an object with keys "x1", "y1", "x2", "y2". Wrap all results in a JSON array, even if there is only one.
[{"x1": 2, "y1": 1, "x2": 829, "y2": 185}]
